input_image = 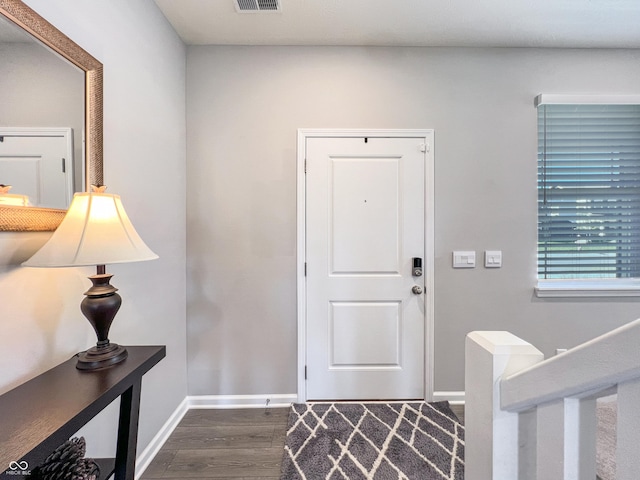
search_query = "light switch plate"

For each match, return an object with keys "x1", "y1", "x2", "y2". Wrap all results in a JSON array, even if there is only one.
[
  {"x1": 485, "y1": 250, "x2": 502, "y2": 268},
  {"x1": 453, "y1": 251, "x2": 476, "y2": 268}
]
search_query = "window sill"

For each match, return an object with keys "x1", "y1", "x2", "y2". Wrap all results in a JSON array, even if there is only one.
[{"x1": 535, "y1": 280, "x2": 640, "y2": 298}]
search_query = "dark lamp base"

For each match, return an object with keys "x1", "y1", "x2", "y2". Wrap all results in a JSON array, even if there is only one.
[
  {"x1": 76, "y1": 268, "x2": 128, "y2": 371},
  {"x1": 77, "y1": 343, "x2": 128, "y2": 371}
]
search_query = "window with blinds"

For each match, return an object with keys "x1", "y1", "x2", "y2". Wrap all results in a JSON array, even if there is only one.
[{"x1": 537, "y1": 102, "x2": 640, "y2": 280}]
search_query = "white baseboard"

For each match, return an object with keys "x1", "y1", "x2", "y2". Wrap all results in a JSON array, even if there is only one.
[
  {"x1": 135, "y1": 397, "x2": 189, "y2": 480},
  {"x1": 432, "y1": 391, "x2": 465, "y2": 405},
  {"x1": 187, "y1": 393, "x2": 298, "y2": 409}
]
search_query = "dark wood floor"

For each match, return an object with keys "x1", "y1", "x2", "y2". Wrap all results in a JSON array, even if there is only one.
[{"x1": 141, "y1": 403, "x2": 465, "y2": 479}]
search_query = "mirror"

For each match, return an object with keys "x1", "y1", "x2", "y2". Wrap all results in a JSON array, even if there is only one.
[{"x1": 0, "y1": 0, "x2": 102, "y2": 231}]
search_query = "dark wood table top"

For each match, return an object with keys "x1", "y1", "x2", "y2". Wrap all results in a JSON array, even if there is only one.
[{"x1": 0, "y1": 345, "x2": 165, "y2": 470}]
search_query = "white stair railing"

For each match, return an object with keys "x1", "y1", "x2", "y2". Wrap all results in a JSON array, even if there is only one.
[{"x1": 465, "y1": 318, "x2": 640, "y2": 480}]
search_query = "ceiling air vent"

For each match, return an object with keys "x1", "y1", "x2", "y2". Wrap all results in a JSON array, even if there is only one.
[{"x1": 235, "y1": 0, "x2": 280, "y2": 12}]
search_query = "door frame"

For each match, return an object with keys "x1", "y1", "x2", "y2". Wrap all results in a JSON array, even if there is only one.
[{"x1": 296, "y1": 128, "x2": 435, "y2": 402}]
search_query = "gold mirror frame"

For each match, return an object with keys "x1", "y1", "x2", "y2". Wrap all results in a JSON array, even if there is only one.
[{"x1": 0, "y1": 0, "x2": 102, "y2": 231}]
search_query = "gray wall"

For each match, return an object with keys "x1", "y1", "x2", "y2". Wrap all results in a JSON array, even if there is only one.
[
  {"x1": 187, "y1": 46, "x2": 640, "y2": 395},
  {"x1": 0, "y1": 0, "x2": 187, "y2": 457}
]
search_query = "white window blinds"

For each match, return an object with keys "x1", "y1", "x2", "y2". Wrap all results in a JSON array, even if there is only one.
[{"x1": 537, "y1": 101, "x2": 640, "y2": 280}]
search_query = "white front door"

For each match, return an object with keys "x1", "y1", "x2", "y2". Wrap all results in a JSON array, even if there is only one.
[{"x1": 303, "y1": 132, "x2": 432, "y2": 400}]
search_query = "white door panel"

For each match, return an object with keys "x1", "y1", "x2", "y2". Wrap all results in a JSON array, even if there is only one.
[
  {"x1": 306, "y1": 136, "x2": 426, "y2": 400},
  {"x1": 330, "y1": 301, "x2": 401, "y2": 366},
  {"x1": 330, "y1": 157, "x2": 401, "y2": 274}
]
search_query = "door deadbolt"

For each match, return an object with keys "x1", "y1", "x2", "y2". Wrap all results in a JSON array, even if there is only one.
[{"x1": 412, "y1": 257, "x2": 423, "y2": 277}]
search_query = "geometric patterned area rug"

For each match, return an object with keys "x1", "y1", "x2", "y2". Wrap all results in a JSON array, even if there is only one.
[{"x1": 280, "y1": 402, "x2": 464, "y2": 480}]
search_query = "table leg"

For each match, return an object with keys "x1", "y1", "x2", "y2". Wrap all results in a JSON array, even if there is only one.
[{"x1": 114, "y1": 380, "x2": 142, "y2": 480}]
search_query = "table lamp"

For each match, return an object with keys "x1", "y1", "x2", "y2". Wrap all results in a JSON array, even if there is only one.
[{"x1": 23, "y1": 186, "x2": 158, "y2": 371}]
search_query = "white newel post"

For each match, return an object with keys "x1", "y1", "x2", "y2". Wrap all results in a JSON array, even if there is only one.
[{"x1": 465, "y1": 331, "x2": 544, "y2": 480}]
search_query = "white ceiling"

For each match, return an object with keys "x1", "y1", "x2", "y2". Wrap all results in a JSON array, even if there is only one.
[{"x1": 154, "y1": 0, "x2": 640, "y2": 48}]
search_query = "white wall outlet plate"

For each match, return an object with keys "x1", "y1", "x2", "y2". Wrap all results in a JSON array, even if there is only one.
[
  {"x1": 485, "y1": 250, "x2": 502, "y2": 268},
  {"x1": 453, "y1": 251, "x2": 476, "y2": 268}
]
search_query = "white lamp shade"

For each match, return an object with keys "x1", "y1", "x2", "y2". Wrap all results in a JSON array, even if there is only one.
[{"x1": 23, "y1": 191, "x2": 158, "y2": 267}]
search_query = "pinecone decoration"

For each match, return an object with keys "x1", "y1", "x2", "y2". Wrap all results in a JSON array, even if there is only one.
[{"x1": 31, "y1": 437, "x2": 99, "y2": 480}]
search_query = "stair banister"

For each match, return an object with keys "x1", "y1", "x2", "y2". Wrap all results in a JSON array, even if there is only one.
[{"x1": 465, "y1": 318, "x2": 640, "y2": 480}]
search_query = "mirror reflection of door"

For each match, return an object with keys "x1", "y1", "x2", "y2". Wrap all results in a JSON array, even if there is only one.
[
  {"x1": 0, "y1": 128, "x2": 74, "y2": 209},
  {"x1": 0, "y1": 13, "x2": 84, "y2": 204}
]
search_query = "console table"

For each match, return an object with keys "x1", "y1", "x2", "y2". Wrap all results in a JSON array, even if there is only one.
[{"x1": 0, "y1": 345, "x2": 165, "y2": 480}]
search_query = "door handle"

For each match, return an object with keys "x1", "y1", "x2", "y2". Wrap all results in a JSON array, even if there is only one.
[{"x1": 412, "y1": 285, "x2": 423, "y2": 295}]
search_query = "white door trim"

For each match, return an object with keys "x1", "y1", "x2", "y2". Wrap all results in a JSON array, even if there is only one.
[{"x1": 296, "y1": 128, "x2": 435, "y2": 403}]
